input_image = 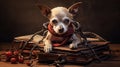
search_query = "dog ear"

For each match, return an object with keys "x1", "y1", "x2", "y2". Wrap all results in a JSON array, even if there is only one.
[
  {"x1": 68, "y1": 2, "x2": 82, "y2": 15},
  {"x1": 37, "y1": 5, "x2": 51, "y2": 18}
]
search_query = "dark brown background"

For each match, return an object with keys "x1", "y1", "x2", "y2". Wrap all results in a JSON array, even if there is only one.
[{"x1": 0, "y1": 0, "x2": 120, "y2": 43}]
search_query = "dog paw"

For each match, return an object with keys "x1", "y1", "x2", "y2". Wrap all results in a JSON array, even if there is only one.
[
  {"x1": 44, "y1": 44, "x2": 52, "y2": 53},
  {"x1": 69, "y1": 43, "x2": 78, "y2": 49}
]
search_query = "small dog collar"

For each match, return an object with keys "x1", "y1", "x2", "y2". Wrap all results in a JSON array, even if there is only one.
[{"x1": 48, "y1": 23, "x2": 75, "y2": 46}]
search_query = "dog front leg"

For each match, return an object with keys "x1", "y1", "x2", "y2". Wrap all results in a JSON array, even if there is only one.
[
  {"x1": 43, "y1": 32, "x2": 52, "y2": 53},
  {"x1": 69, "y1": 34, "x2": 81, "y2": 49}
]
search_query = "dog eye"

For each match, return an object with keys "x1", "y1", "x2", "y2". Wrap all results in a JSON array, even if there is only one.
[
  {"x1": 52, "y1": 19, "x2": 58, "y2": 24},
  {"x1": 63, "y1": 19, "x2": 69, "y2": 25}
]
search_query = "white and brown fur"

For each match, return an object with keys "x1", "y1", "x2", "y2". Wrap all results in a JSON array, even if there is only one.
[{"x1": 38, "y1": 2, "x2": 82, "y2": 53}]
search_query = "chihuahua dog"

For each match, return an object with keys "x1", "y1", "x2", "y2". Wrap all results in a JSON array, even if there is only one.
[{"x1": 38, "y1": 2, "x2": 82, "y2": 53}]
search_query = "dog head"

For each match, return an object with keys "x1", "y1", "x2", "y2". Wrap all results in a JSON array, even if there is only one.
[{"x1": 38, "y1": 2, "x2": 82, "y2": 34}]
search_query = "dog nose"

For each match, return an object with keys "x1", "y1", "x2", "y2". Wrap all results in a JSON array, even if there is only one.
[{"x1": 59, "y1": 28, "x2": 64, "y2": 33}]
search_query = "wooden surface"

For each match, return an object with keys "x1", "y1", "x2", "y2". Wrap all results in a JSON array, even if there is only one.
[{"x1": 0, "y1": 43, "x2": 120, "y2": 67}]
